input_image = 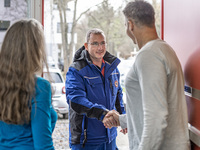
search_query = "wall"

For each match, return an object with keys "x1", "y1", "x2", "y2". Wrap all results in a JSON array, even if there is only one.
[
  {"x1": 163, "y1": 0, "x2": 200, "y2": 70},
  {"x1": 163, "y1": 0, "x2": 200, "y2": 149}
]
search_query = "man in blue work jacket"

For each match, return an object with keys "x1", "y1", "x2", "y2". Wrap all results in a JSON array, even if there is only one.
[{"x1": 65, "y1": 28, "x2": 125, "y2": 150}]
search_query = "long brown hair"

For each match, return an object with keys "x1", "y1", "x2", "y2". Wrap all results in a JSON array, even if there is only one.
[{"x1": 0, "y1": 19, "x2": 48, "y2": 124}]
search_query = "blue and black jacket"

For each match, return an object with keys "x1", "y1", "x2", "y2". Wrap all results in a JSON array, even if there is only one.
[{"x1": 65, "y1": 46, "x2": 125, "y2": 145}]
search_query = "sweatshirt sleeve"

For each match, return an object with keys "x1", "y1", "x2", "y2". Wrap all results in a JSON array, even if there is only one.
[
  {"x1": 135, "y1": 51, "x2": 168, "y2": 150},
  {"x1": 66, "y1": 67, "x2": 108, "y2": 120},
  {"x1": 31, "y1": 78, "x2": 54, "y2": 150},
  {"x1": 119, "y1": 114, "x2": 127, "y2": 129}
]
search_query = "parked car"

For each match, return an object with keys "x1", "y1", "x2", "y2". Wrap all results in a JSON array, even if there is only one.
[
  {"x1": 43, "y1": 68, "x2": 68, "y2": 119},
  {"x1": 118, "y1": 57, "x2": 135, "y2": 109}
]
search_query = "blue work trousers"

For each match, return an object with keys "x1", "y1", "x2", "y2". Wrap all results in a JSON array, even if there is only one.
[{"x1": 70, "y1": 138, "x2": 118, "y2": 150}]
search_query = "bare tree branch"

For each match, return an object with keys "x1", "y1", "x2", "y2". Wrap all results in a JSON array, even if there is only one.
[
  {"x1": 87, "y1": 13, "x2": 104, "y2": 29},
  {"x1": 75, "y1": 1, "x2": 105, "y2": 23}
]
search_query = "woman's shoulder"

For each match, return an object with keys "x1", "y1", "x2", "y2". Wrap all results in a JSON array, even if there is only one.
[
  {"x1": 35, "y1": 76, "x2": 51, "y2": 90},
  {"x1": 34, "y1": 76, "x2": 51, "y2": 104}
]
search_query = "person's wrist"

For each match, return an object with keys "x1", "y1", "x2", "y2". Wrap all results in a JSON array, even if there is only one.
[{"x1": 100, "y1": 109, "x2": 109, "y2": 121}]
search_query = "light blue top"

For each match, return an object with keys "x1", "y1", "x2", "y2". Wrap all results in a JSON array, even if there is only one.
[{"x1": 0, "y1": 77, "x2": 57, "y2": 150}]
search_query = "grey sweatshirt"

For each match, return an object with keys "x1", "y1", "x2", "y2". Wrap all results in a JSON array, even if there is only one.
[{"x1": 119, "y1": 39, "x2": 190, "y2": 150}]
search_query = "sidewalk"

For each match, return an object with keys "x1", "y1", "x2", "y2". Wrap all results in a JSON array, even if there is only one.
[{"x1": 52, "y1": 119, "x2": 129, "y2": 150}]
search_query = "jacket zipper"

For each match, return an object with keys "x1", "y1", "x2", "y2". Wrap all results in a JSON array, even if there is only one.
[{"x1": 109, "y1": 78, "x2": 114, "y2": 96}]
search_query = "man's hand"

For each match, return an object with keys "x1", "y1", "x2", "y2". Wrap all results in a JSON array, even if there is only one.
[
  {"x1": 102, "y1": 110, "x2": 120, "y2": 129},
  {"x1": 120, "y1": 128, "x2": 128, "y2": 134}
]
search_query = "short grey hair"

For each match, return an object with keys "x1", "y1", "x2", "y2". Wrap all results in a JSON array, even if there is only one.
[
  {"x1": 85, "y1": 28, "x2": 106, "y2": 42},
  {"x1": 123, "y1": 1, "x2": 155, "y2": 27}
]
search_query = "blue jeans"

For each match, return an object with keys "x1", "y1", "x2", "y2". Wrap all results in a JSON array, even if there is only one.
[{"x1": 70, "y1": 138, "x2": 118, "y2": 150}]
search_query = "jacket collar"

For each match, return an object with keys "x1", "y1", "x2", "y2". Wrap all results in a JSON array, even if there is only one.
[{"x1": 73, "y1": 46, "x2": 119, "y2": 65}]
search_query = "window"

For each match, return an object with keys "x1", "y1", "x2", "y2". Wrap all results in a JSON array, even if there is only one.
[
  {"x1": 4, "y1": 0, "x2": 10, "y2": 7},
  {"x1": 43, "y1": 72, "x2": 63, "y2": 83},
  {"x1": 0, "y1": 21, "x2": 10, "y2": 30}
]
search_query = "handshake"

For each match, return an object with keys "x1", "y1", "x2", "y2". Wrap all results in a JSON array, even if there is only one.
[{"x1": 102, "y1": 110, "x2": 127, "y2": 134}]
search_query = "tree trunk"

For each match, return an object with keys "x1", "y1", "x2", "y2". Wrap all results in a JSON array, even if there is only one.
[
  {"x1": 66, "y1": 0, "x2": 78, "y2": 73},
  {"x1": 56, "y1": 0, "x2": 102, "y2": 73},
  {"x1": 57, "y1": 0, "x2": 69, "y2": 74}
]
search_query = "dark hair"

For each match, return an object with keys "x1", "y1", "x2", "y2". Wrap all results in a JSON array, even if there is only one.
[{"x1": 123, "y1": 0, "x2": 155, "y2": 27}]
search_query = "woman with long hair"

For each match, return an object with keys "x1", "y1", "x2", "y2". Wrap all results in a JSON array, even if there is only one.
[{"x1": 0, "y1": 19, "x2": 57, "y2": 150}]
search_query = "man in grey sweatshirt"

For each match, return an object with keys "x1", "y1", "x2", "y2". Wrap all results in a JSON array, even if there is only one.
[{"x1": 103, "y1": 1, "x2": 190, "y2": 150}]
